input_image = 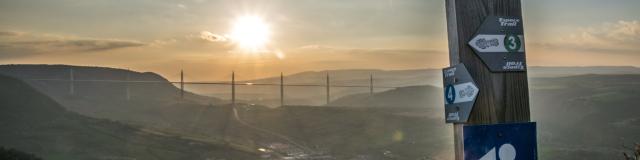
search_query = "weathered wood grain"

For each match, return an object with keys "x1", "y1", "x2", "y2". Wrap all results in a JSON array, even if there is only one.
[{"x1": 445, "y1": 0, "x2": 531, "y2": 159}]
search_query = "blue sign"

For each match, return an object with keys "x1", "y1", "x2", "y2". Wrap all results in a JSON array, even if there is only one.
[
  {"x1": 445, "y1": 84, "x2": 456, "y2": 104},
  {"x1": 464, "y1": 122, "x2": 537, "y2": 160}
]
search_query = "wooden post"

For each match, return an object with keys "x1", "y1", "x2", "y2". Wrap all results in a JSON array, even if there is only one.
[
  {"x1": 231, "y1": 71, "x2": 235, "y2": 106},
  {"x1": 280, "y1": 72, "x2": 284, "y2": 107},
  {"x1": 326, "y1": 72, "x2": 330, "y2": 105},
  {"x1": 180, "y1": 70, "x2": 184, "y2": 99},
  {"x1": 445, "y1": 0, "x2": 531, "y2": 159}
]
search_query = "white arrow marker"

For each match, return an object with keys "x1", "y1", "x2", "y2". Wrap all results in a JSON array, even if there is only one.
[
  {"x1": 469, "y1": 35, "x2": 525, "y2": 53},
  {"x1": 479, "y1": 147, "x2": 496, "y2": 160},
  {"x1": 446, "y1": 82, "x2": 479, "y2": 104}
]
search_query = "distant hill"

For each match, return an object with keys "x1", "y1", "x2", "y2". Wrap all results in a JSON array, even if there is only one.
[
  {"x1": 528, "y1": 66, "x2": 640, "y2": 77},
  {"x1": 0, "y1": 64, "x2": 225, "y2": 128},
  {"x1": 530, "y1": 74, "x2": 640, "y2": 159},
  {"x1": 2, "y1": 64, "x2": 639, "y2": 159},
  {"x1": 0, "y1": 74, "x2": 258, "y2": 159},
  {"x1": 0, "y1": 65, "x2": 323, "y2": 158},
  {"x1": 0, "y1": 64, "x2": 220, "y2": 103},
  {"x1": 195, "y1": 69, "x2": 442, "y2": 106},
  {"x1": 192, "y1": 66, "x2": 640, "y2": 106},
  {"x1": 245, "y1": 66, "x2": 640, "y2": 86},
  {"x1": 326, "y1": 74, "x2": 640, "y2": 159},
  {"x1": 328, "y1": 85, "x2": 443, "y2": 109}
]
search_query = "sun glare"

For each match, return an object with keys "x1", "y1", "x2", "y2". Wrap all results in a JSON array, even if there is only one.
[{"x1": 229, "y1": 15, "x2": 270, "y2": 52}]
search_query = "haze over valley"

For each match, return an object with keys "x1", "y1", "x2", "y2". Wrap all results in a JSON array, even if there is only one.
[
  {"x1": 2, "y1": 0, "x2": 640, "y2": 159},
  {"x1": 1, "y1": 65, "x2": 639, "y2": 159}
]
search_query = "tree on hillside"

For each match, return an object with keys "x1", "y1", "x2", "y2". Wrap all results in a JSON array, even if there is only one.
[
  {"x1": 623, "y1": 143, "x2": 640, "y2": 160},
  {"x1": 0, "y1": 147, "x2": 42, "y2": 160}
]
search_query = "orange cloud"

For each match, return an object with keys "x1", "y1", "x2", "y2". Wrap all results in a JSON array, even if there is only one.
[{"x1": 533, "y1": 20, "x2": 640, "y2": 54}]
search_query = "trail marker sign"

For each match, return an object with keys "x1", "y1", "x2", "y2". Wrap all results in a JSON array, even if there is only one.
[
  {"x1": 468, "y1": 16, "x2": 526, "y2": 72},
  {"x1": 463, "y1": 122, "x2": 537, "y2": 160},
  {"x1": 443, "y1": 64, "x2": 479, "y2": 123}
]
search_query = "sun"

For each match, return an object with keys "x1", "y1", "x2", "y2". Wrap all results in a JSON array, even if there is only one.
[{"x1": 229, "y1": 15, "x2": 271, "y2": 52}]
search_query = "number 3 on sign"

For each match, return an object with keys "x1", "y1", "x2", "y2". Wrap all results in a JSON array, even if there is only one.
[
  {"x1": 504, "y1": 34, "x2": 521, "y2": 53},
  {"x1": 479, "y1": 143, "x2": 516, "y2": 160}
]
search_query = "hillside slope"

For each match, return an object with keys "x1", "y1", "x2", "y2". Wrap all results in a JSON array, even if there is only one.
[
  {"x1": 328, "y1": 85, "x2": 443, "y2": 108},
  {"x1": 328, "y1": 74, "x2": 640, "y2": 159},
  {"x1": 0, "y1": 64, "x2": 225, "y2": 130},
  {"x1": 530, "y1": 74, "x2": 640, "y2": 159},
  {"x1": 195, "y1": 66, "x2": 640, "y2": 106},
  {"x1": 227, "y1": 105, "x2": 452, "y2": 159},
  {"x1": 198, "y1": 69, "x2": 442, "y2": 106},
  {"x1": 0, "y1": 74, "x2": 258, "y2": 160}
]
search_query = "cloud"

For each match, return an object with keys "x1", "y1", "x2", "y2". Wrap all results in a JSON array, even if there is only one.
[
  {"x1": 143, "y1": 32, "x2": 234, "y2": 53},
  {"x1": 10, "y1": 39, "x2": 144, "y2": 51},
  {"x1": 533, "y1": 20, "x2": 640, "y2": 54},
  {"x1": 291, "y1": 44, "x2": 448, "y2": 69},
  {"x1": 177, "y1": 4, "x2": 187, "y2": 9},
  {"x1": 199, "y1": 31, "x2": 227, "y2": 42},
  {"x1": 0, "y1": 31, "x2": 145, "y2": 58},
  {"x1": 296, "y1": 45, "x2": 443, "y2": 55},
  {"x1": 0, "y1": 31, "x2": 24, "y2": 37}
]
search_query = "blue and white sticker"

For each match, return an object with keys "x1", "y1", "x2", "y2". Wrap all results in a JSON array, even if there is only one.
[
  {"x1": 445, "y1": 82, "x2": 478, "y2": 104},
  {"x1": 445, "y1": 84, "x2": 456, "y2": 104}
]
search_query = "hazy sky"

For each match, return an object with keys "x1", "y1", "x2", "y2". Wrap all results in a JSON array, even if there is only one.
[{"x1": 1, "y1": 0, "x2": 639, "y2": 80}]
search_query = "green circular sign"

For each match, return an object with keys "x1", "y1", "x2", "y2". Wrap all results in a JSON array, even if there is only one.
[{"x1": 504, "y1": 34, "x2": 521, "y2": 52}]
